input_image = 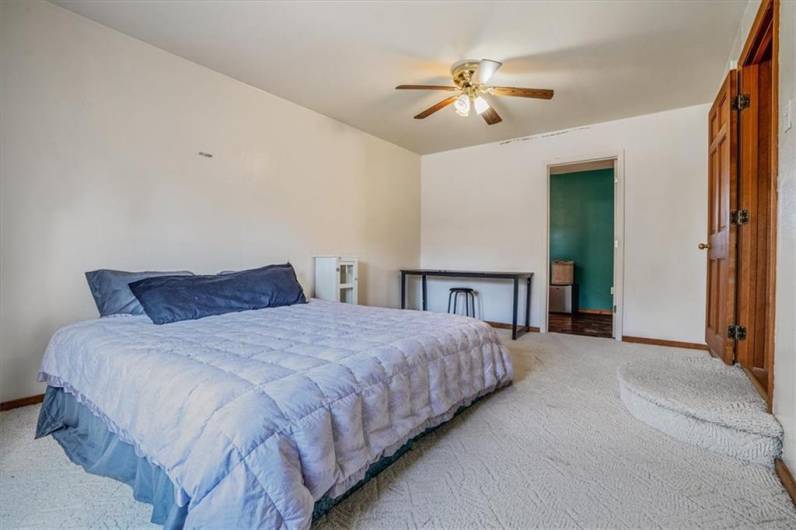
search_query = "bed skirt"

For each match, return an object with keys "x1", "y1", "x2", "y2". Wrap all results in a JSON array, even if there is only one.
[
  {"x1": 36, "y1": 385, "x2": 506, "y2": 528},
  {"x1": 35, "y1": 387, "x2": 188, "y2": 528}
]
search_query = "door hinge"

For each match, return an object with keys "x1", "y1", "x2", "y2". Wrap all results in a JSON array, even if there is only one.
[
  {"x1": 733, "y1": 94, "x2": 751, "y2": 111},
  {"x1": 730, "y1": 209, "x2": 750, "y2": 225},
  {"x1": 728, "y1": 324, "x2": 747, "y2": 341}
]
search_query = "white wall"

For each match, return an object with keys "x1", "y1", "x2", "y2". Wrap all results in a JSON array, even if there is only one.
[
  {"x1": 420, "y1": 104, "x2": 708, "y2": 343},
  {"x1": 0, "y1": 1, "x2": 421, "y2": 402},
  {"x1": 726, "y1": 1, "x2": 763, "y2": 70},
  {"x1": 773, "y1": 0, "x2": 796, "y2": 475}
]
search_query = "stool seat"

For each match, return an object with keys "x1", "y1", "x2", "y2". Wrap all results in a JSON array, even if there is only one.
[{"x1": 448, "y1": 287, "x2": 477, "y2": 317}]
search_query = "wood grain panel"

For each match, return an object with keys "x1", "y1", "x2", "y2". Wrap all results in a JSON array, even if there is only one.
[{"x1": 705, "y1": 72, "x2": 738, "y2": 364}]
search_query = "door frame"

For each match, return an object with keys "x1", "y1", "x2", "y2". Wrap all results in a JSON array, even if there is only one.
[{"x1": 542, "y1": 150, "x2": 626, "y2": 340}]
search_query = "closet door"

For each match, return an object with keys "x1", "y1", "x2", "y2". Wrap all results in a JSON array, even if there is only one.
[{"x1": 704, "y1": 71, "x2": 738, "y2": 364}]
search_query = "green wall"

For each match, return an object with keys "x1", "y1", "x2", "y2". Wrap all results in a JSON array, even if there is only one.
[{"x1": 550, "y1": 168, "x2": 614, "y2": 310}]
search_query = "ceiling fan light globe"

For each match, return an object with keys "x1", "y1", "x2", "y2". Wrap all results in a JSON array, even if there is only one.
[
  {"x1": 454, "y1": 94, "x2": 471, "y2": 117},
  {"x1": 475, "y1": 59, "x2": 502, "y2": 84},
  {"x1": 474, "y1": 96, "x2": 490, "y2": 115}
]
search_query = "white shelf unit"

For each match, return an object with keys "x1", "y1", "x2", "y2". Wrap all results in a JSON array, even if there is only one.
[{"x1": 314, "y1": 256, "x2": 358, "y2": 305}]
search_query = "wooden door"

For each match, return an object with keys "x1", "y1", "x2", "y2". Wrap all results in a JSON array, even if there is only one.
[
  {"x1": 735, "y1": 4, "x2": 777, "y2": 401},
  {"x1": 737, "y1": 64, "x2": 770, "y2": 386},
  {"x1": 705, "y1": 72, "x2": 738, "y2": 364}
]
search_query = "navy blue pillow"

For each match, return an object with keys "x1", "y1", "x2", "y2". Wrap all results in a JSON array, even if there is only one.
[
  {"x1": 128, "y1": 263, "x2": 306, "y2": 325},
  {"x1": 85, "y1": 269, "x2": 194, "y2": 317}
]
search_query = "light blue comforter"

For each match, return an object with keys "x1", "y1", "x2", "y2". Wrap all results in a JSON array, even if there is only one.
[{"x1": 38, "y1": 300, "x2": 513, "y2": 529}]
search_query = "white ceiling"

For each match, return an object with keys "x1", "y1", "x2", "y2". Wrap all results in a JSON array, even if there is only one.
[{"x1": 55, "y1": 1, "x2": 747, "y2": 155}]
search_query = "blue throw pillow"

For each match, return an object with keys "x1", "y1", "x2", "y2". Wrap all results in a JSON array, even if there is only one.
[
  {"x1": 129, "y1": 263, "x2": 307, "y2": 325},
  {"x1": 85, "y1": 269, "x2": 194, "y2": 317}
]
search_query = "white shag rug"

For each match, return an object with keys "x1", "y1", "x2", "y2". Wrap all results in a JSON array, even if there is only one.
[
  {"x1": 2, "y1": 331, "x2": 795, "y2": 529},
  {"x1": 619, "y1": 355, "x2": 783, "y2": 467}
]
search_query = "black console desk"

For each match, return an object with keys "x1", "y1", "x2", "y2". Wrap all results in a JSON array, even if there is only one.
[{"x1": 399, "y1": 269, "x2": 533, "y2": 340}]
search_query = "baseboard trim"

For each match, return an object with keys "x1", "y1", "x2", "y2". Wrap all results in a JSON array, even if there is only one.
[
  {"x1": 775, "y1": 459, "x2": 796, "y2": 505},
  {"x1": 486, "y1": 321, "x2": 540, "y2": 333},
  {"x1": 622, "y1": 336, "x2": 709, "y2": 351},
  {"x1": 0, "y1": 393, "x2": 44, "y2": 411}
]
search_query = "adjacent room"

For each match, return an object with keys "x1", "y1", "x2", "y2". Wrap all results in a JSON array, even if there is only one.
[
  {"x1": 1, "y1": 1, "x2": 795, "y2": 528},
  {"x1": 548, "y1": 160, "x2": 616, "y2": 339}
]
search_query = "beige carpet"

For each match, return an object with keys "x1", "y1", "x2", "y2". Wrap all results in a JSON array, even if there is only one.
[
  {"x1": 2, "y1": 331, "x2": 796, "y2": 529},
  {"x1": 619, "y1": 355, "x2": 782, "y2": 467}
]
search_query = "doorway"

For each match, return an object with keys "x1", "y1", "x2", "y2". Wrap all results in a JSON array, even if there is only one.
[{"x1": 546, "y1": 159, "x2": 617, "y2": 339}]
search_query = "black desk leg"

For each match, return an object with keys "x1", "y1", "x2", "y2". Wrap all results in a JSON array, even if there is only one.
[
  {"x1": 512, "y1": 278, "x2": 519, "y2": 340},
  {"x1": 422, "y1": 274, "x2": 427, "y2": 311},
  {"x1": 400, "y1": 271, "x2": 406, "y2": 309},
  {"x1": 525, "y1": 276, "x2": 532, "y2": 332}
]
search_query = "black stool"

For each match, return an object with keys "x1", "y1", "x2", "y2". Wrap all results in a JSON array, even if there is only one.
[{"x1": 448, "y1": 287, "x2": 477, "y2": 317}]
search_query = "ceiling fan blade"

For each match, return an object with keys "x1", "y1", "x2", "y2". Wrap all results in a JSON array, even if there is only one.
[
  {"x1": 396, "y1": 85, "x2": 458, "y2": 91},
  {"x1": 491, "y1": 87, "x2": 554, "y2": 99},
  {"x1": 414, "y1": 95, "x2": 459, "y2": 119},
  {"x1": 475, "y1": 59, "x2": 502, "y2": 84},
  {"x1": 481, "y1": 106, "x2": 502, "y2": 125}
]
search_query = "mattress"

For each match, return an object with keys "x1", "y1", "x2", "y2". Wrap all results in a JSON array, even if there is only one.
[{"x1": 37, "y1": 299, "x2": 513, "y2": 529}]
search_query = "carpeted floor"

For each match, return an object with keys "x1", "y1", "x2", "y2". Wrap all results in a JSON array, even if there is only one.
[
  {"x1": 619, "y1": 355, "x2": 782, "y2": 467},
  {"x1": 2, "y1": 331, "x2": 795, "y2": 529}
]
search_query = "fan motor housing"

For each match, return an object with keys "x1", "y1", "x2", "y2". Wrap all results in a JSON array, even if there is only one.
[{"x1": 451, "y1": 60, "x2": 480, "y2": 88}]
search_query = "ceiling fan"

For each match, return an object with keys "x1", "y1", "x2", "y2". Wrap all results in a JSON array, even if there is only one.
[{"x1": 396, "y1": 59, "x2": 554, "y2": 125}]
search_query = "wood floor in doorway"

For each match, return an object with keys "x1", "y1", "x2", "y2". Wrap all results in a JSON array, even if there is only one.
[{"x1": 549, "y1": 312, "x2": 613, "y2": 338}]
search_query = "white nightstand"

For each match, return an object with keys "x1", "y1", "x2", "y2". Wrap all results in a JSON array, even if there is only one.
[{"x1": 313, "y1": 256, "x2": 358, "y2": 304}]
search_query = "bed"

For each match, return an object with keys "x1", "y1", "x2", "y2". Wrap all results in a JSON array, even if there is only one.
[{"x1": 36, "y1": 298, "x2": 513, "y2": 529}]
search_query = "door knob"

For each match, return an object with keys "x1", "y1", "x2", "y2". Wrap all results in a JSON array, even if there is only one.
[{"x1": 698, "y1": 243, "x2": 711, "y2": 250}]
